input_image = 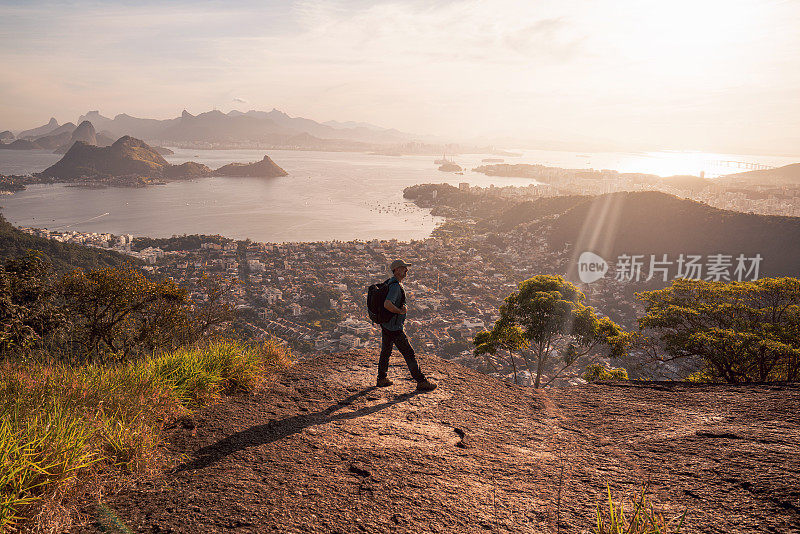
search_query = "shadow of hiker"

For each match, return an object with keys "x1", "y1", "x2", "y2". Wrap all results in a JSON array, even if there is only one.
[{"x1": 176, "y1": 387, "x2": 419, "y2": 472}]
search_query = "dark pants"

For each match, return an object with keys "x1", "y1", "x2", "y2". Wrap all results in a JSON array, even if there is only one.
[{"x1": 378, "y1": 327, "x2": 425, "y2": 382}]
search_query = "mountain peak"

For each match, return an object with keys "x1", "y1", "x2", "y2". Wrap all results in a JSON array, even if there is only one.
[
  {"x1": 268, "y1": 108, "x2": 289, "y2": 118},
  {"x1": 181, "y1": 110, "x2": 194, "y2": 120}
]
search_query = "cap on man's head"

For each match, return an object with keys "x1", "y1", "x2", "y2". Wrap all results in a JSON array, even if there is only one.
[{"x1": 389, "y1": 259, "x2": 412, "y2": 272}]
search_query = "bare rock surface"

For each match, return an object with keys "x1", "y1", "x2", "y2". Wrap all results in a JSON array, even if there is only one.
[{"x1": 75, "y1": 350, "x2": 800, "y2": 533}]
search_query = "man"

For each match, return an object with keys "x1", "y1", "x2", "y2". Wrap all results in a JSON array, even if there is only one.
[{"x1": 377, "y1": 259, "x2": 437, "y2": 392}]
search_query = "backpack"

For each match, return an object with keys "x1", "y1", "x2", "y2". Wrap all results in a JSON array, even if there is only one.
[{"x1": 366, "y1": 278, "x2": 404, "y2": 324}]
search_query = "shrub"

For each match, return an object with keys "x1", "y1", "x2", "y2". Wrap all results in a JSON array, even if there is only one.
[
  {"x1": 685, "y1": 368, "x2": 716, "y2": 383},
  {"x1": 583, "y1": 363, "x2": 629, "y2": 382},
  {"x1": 1, "y1": 258, "x2": 235, "y2": 364}
]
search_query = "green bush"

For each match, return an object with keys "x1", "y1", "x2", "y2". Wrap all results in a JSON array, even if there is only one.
[
  {"x1": 685, "y1": 368, "x2": 716, "y2": 383},
  {"x1": 0, "y1": 338, "x2": 290, "y2": 530},
  {"x1": 583, "y1": 363, "x2": 629, "y2": 382}
]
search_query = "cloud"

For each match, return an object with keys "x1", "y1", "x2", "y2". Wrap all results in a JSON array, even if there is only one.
[{"x1": 0, "y1": 0, "x2": 798, "y2": 154}]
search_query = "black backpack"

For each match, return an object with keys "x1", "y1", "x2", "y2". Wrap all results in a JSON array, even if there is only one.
[{"x1": 367, "y1": 278, "x2": 404, "y2": 324}]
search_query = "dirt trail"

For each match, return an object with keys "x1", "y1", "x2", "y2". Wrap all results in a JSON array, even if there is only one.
[{"x1": 74, "y1": 350, "x2": 800, "y2": 533}]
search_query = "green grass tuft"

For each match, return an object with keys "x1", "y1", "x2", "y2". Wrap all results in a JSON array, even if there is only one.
[{"x1": 0, "y1": 338, "x2": 291, "y2": 530}]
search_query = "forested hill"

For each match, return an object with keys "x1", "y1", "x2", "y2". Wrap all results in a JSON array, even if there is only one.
[
  {"x1": 405, "y1": 186, "x2": 800, "y2": 279},
  {"x1": 0, "y1": 214, "x2": 135, "y2": 271},
  {"x1": 545, "y1": 191, "x2": 800, "y2": 278}
]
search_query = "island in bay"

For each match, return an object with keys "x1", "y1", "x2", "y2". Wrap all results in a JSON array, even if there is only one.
[{"x1": 3, "y1": 135, "x2": 288, "y2": 190}]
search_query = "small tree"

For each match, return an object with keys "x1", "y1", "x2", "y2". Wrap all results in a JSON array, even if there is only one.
[
  {"x1": 59, "y1": 267, "x2": 190, "y2": 362},
  {"x1": 474, "y1": 275, "x2": 628, "y2": 387},
  {"x1": 0, "y1": 253, "x2": 64, "y2": 358},
  {"x1": 474, "y1": 321, "x2": 526, "y2": 384},
  {"x1": 637, "y1": 277, "x2": 800, "y2": 382}
]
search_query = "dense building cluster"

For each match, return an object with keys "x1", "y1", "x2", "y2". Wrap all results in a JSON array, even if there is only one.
[{"x1": 23, "y1": 223, "x2": 606, "y2": 383}]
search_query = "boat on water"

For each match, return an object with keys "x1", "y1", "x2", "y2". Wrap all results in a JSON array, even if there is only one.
[{"x1": 434, "y1": 153, "x2": 455, "y2": 165}]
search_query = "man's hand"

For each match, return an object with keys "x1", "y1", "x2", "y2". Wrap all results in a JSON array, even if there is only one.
[{"x1": 384, "y1": 300, "x2": 406, "y2": 314}]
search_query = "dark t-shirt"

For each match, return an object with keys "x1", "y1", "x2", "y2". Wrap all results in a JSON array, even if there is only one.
[{"x1": 381, "y1": 276, "x2": 405, "y2": 331}]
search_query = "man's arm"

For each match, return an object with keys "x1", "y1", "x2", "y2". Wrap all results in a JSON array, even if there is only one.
[{"x1": 384, "y1": 300, "x2": 406, "y2": 314}]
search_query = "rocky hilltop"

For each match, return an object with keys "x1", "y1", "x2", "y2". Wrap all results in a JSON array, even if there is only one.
[
  {"x1": 164, "y1": 161, "x2": 212, "y2": 179},
  {"x1": 214, "y1": 155, "x2": 289, "y2": 177},
  {"x1": 53, "y1": 120, "x2": 97, "y2": 153},
  {"x1": 41, "y1": 136, "x2": 169, "y2": 180},
  {"x1": 73, "y1": 350, "x2": 800, "y2": 533}
]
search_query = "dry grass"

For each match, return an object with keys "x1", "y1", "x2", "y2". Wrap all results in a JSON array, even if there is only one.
[
  {"x1": 0, "y1": 338, "x2": 291, "y2": 532},
  {"x1": 595, "y1": 483, "x2": 687, "y2": 534}
]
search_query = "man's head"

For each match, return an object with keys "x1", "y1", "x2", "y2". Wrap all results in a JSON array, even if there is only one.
[{"x1": 389, "y1": 259, "x2": 411, "y2": 281}]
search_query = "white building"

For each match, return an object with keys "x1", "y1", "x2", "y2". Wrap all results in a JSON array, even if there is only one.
[{"x1": 339, "y1": 334, "x2": 361, "y2": 349}]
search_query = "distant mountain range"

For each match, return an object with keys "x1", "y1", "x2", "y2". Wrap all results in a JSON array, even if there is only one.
[{"x1": 2, "y1": 109, "x2": 455, "y2": 153}]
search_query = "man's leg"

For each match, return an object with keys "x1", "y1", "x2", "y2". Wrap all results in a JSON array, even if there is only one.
[
  {"x1": 377, "y1": 327, "x2": 395, "y2": 380},
  {"x1": 392, "y1": 330, "x2": 426, "y2": 382}
]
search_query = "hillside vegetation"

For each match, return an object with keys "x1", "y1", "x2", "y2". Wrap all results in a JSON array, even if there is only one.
[
  {"x1": 0, "y1": 213, "x2": 133, "y2": 272},
  {"x1": 546, "y1": 191, "x2": 800, "y2": 277}
]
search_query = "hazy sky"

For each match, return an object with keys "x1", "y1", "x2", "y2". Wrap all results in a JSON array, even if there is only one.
[{"x1": 1, "y1": 0, "x2": 799, "y2": 154}]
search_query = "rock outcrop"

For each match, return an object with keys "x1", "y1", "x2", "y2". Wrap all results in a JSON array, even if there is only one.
[
  {"x1": 40, "y1": 136, "x2": 169, "y2": 180},
  {"x1": 214, "y1": 155, "x2": 288, "y2": 177},
  {"x1": 54, "y1": 120, "x2": 98, "y2": 153},
  {"x1": 72, "y1": 350, "x2": 800, "y2": 533}
]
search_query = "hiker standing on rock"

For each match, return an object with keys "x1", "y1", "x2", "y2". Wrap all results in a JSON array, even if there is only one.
[{"x1": 376, "y1": 260, "x2": 437, "y2": 392}]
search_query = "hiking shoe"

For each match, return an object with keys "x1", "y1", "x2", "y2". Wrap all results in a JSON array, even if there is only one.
[
  {"x1": 416, "y1": 379, "x2": 437, "y2": 392},
  {"x1": 376, "y1": 377, "x2": 393, "y2": 387}
]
